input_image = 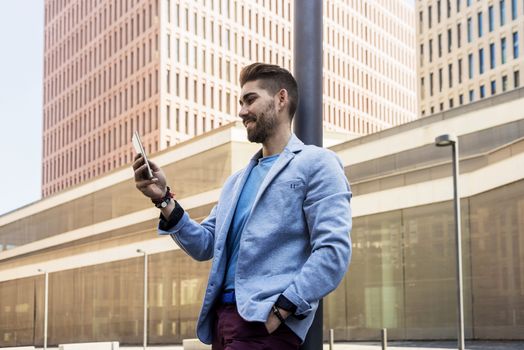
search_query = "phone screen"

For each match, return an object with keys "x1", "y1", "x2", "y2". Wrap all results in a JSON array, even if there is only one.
[{"x1": 132, "y1": 131, "x2": 154, "y2": 179}]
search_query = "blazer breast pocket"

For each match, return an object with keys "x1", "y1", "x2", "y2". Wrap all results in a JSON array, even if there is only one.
[
  {"x1": 267, "y1": 178, "x2": 306, "y2": 205},
  {"x1": 271, "y1": 179, "x2": 305, "y2": 191}
]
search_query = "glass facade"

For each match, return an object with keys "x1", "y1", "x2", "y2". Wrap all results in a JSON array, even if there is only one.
[
  {"x1": 3, "y1": 180, "x2": 523, "y2": 346},
  {"x1": 0, "y1": 250, "x2": 211, "y2": 346}
]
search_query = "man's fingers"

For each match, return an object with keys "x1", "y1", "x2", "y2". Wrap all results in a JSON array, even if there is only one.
[
  {"x1": 148, "y1": 159, "x2": 160, "y2": 172},
  {"x1": 132, "y1": 155, "x2": 145, "y2": 170},
  {"x1": 134, "y1": 163, "x2": 152, "y2": 180},
  {"x1": 135, "y1": 178, "x2": 157, "y2": 190}
]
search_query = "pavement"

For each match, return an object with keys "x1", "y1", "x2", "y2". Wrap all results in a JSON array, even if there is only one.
[{"x1": 24, "y1": 341, "x2": 524, "y2": 350}]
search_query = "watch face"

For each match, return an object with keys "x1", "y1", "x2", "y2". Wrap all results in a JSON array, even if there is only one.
[{"x1": 161, "y1": 200, "x2": 168, "y2": 208}]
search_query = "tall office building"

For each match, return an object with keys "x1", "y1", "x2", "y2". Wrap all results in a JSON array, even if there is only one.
[
  {"x1": 417, "y1": 0, "x2": 523, "y2": 116},
  {"x1": 42, "y1": 0, "x2": 417, "y2": 197}
]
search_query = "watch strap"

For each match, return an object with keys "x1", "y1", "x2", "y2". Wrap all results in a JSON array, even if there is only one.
[
  {"x1": 272, "y1": 305, "x2": 286, "y2": 324},
  {"x1": 152, "y1": 186, "x2": 174, "y2": 208}
]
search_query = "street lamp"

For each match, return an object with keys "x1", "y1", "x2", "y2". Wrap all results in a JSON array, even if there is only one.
[
  {"x1": 137, "y1": 249, "x2": 148, "y2": 350},
  {"x1": 435, "y1": 134, "x2": 465, "y2": 350},
  {"x1": 37, "y1": 268, "x2": 49, "y2": 350}
]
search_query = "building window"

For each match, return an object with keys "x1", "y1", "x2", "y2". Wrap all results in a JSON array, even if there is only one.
[
  {"x1": 459, "y1": 94, "x2": 464, "y2": 105},
  {"x1": 420, "y1": 43, "x2": 424, "y2": 66},
  {"x1": 449, "y1": 98, "x2": 454, "y2": 108},
  {"x1": 429, "y1": 39, "x2": 433, "y2": 62},
  {"x1": 515, "y1": 70, "x2": 520, "y2": 87},
  {"x1": 166, "y1": 69, "x2": 170, "y2": 93},
  {"x1": 501, "y1": 37, "x2": 507, "y2": 63},
  {"x1": 511, "y1": 0, "x2": 517, "y2": 20},
  {"x1": 467, "y1": 0, "x2": 471, "y2": 6},
  {"x1": 457, "y1": 23, "x2": 462, "y2": 47},
  {"x1": 467, "y1": 17, "x2": 472, "y2": 42},
  {"x1": 500, "y1": 0, "x2": 506, "y2": 26},
  {"x1": 477, "y1": 12, "x2": 483, "y2": 37},
  {"x1": 448, "y1": 28, "x2": 452, "y2": 52},
  {"x1": 490, "y1": 43, "x2": 496, "y2": 69},
  {"x1": 430, "y1": 72, "x2": 434, "y2": 96},
  {"x1": 502, "y1": 75, "x2": 508, "y2": 91},
  {"x1": 469, "y1": 89, "x2": 474, "y2": 101},
  {"x1": 491, "y1": 80, "x2": 496, "y2": 95},
  {"x1": 438, "y1": 0, "x2": 442, "y2": 22},
  {"x1": 479, "y1": 48, "x2": 485, "y2": 74},
  {"x1": 421, "y1": 77, "x2": 425, "y2": 98},
  {"x1": 419, "y1": 11, "x2": 423, "y2": 33},
  {"x1": 468, "y1": 53, "x2": 474, "y2": 79},
  {"x1": 440, "y1": 102, "x2": 444, "y2": 111},
  {"x1": 480, "y1": 84, "x2": 486, "y2": 98},
  {"x1": 457, "y1": 0, "x2": 461, "y2": 12},
  {"x1": 439, "y1": 68, "x2": 443, "y2": 92},
  {"x1": 488, "y1": 6, "x2": 494, "y2": 32},
  {"x1": 448, "y1": 63, "x2": 453, "y2": 88},
  {"x1": 428, "y1": 5, "x2": 432, "y2": 28},
  {"x1": 513, "y1": 32, "x2": 519, "y2": 59},
  {"x1": 447, "y1": 0, "x2": 451, "y2": 17},
  {"x1": 166, "y1": 105, "x2": 171, "y2": 129},
  {"x1": 438, "y1": 34, "x2": 442, "y2": 57},
  {"x1": 458, "y1": 58, "x2": 463, "y2": 83}
]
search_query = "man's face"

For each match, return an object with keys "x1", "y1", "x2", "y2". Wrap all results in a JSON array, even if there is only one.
[{"x1": 238, "y1": 80, "x2": 279, "y2": 143}]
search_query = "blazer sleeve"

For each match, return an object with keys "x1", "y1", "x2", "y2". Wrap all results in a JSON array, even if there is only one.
[
  {"x1": 158, "y1": 203, "x2": 217, "y2": 262},
  {"x1": 282, "y1": 149, "x2": 352, "y2": 317}
]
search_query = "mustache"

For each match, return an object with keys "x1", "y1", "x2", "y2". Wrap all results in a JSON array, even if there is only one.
[{"x1": 242, "y1": 115, "x2": 257, "y2": 124}]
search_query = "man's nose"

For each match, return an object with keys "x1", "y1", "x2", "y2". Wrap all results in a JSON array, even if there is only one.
[{"x1": 239, "y1": 106, "x2": 249, "y2": 118}]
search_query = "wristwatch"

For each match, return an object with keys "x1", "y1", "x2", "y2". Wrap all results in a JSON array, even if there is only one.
[{"x1": 152, "y1": 186, "x2": 174, "y2": 208}]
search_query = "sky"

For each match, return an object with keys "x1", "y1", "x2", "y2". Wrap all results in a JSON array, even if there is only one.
[{"x1": 0, "y1": 1, "x2": 44, "y2": 215}]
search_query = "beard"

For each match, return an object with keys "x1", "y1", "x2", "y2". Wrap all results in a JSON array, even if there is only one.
[{"x1": 245, "y1": 100, "x2": 278, "y2": 143}]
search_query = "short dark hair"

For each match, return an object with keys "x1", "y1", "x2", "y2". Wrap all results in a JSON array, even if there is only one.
[{"x1": 239, "y1": 62, "x2": 299, "y2": 119}]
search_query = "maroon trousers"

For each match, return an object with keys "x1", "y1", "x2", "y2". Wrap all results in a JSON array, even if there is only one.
[{"x1": 211, "y1": 304, "x2": 301, "y2": 350}]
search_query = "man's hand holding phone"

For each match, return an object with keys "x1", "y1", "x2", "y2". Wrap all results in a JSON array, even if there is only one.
[
  {"x1": 132, "y1": 153, "x2": 167, "y2": 200},
  {"x1": 131, "y1": 132, "x2": 174, "y2": 218}
]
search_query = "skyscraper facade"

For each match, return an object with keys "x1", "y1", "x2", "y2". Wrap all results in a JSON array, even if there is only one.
[
  {"x1": 42, "y1": 0, "x2": 417, "y2": 197},
  {"x1": 417, "y1": 0, "x2": 523, "y2": 116}
]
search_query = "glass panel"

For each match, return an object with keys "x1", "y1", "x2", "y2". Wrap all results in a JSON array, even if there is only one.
[
  {"x1": 340, "y1": 210, "x2": 405, "y2": 340},
  {"x1": 469, "y1": 181, "x2": 524, "y2": 339}
]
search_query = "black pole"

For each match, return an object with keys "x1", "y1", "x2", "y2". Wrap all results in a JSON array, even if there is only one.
[
  {"x1": 294, "y1": 1, "x2": 323, "y2": 349},
  {"x1": 293, "y1": 0, "x2": 323, "y2": 147}
]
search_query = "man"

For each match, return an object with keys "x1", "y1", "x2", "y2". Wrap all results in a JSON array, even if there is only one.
[{"x1": 133, "y1": 63, "x2": 352, "y2": 349}]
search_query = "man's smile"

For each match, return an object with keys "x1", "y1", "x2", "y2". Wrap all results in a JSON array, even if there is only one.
[{"x1": 243, "y1": 117, "x2": 256, "y2": 128}]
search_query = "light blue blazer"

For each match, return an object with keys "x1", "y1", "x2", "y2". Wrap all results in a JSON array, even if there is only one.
[{"x1": 159, "y1": 134, "x2": 352, "y2": 344}]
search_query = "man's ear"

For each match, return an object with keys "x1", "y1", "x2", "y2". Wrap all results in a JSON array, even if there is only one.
[{"x1": 276, "y1": 89, "x2": 289, "y2": 111}]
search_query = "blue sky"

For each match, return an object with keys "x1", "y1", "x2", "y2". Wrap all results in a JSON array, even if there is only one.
[{"x1": 0, "y1": 1, "x2": 44, "y2": 215}]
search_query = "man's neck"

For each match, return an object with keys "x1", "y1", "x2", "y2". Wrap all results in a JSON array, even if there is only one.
[{"x1": 262, "y1": 127, "x2": 292, "y2": 157}]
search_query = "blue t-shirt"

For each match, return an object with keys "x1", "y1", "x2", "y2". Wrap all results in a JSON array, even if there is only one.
[{"x1": 223, "y1": 153, "x2": 279, "y2": 291}]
